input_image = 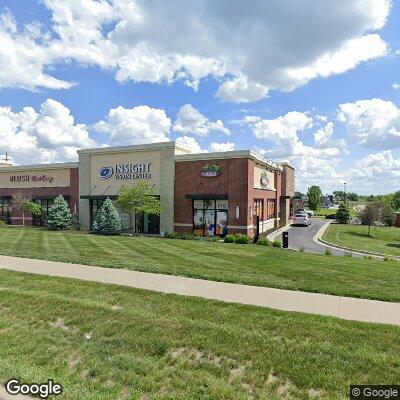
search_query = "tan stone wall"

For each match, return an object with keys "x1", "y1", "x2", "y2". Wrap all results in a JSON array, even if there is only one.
[
  {"x1": 0, "y1": 168, "x2": 70, "y2": 189},
  {"x1": 88, "y1": 150, "x2": 162, "y2": 196}
]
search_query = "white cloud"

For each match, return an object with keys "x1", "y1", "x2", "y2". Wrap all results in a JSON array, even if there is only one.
[
  {"x1": 175, "y1": 136, "x2": 204, "y2": 153},
  {"x1": 338, "y1": 98, "x2": 400, "y2": 149},
  {"x1": 252, "y1": 111, "x2": 313, "y2": 157},
  {"x1": 209, "y1": 142, "x2": 235, "y2": 152},
  {"x1": 175, "y1": 136, "x2": 235, "y2": 153},
  {"x1": 0, "y1": 99, "x2": 94, "y2": 164},
  {"x1": 0, "y1": 10, "x2": 74, "y2": 90},
  {"x1": 314, "y1": 122, "x2": 348, "y2": 153},
  {"x1": 392, "y1": 82, "x2": 400, "y2": 90},
  {"x1": 0, "y1": 0, "x2": 391, "y2": 100},
  {"x1": 173, "y1": 104, "x2": 229, "y2": 136},
  {"x1": 216, "y1": 76, "x2": 269, "y2": 103},
  {"x1": 94, "y1": 105, "x2": 171, "y2": 146}
]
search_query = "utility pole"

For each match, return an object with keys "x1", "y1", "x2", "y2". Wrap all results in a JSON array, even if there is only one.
[{"x1": 344, "y1": 182, "x2": 347, "y2": 203}]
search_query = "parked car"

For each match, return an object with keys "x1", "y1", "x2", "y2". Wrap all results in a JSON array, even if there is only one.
[
  {"x1": 304, "y1": 209, "x2": 314, "y2": 217},
  {"x1": 293, "y1": 212, "x2": 311, "y2": 226}
]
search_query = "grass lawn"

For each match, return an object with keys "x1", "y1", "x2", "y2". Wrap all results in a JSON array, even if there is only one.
[
  {"x1": 323, "y1": 224, "x2": 400, "y2": 257},
  {"x1": 0, "y1": 227, "x2": 400, "y2": 302},
  {"x1": 0, "y1": 269, "x2": 399, "y2": 399},
  {"x1": 314, "y1": 208, "x2": 336, "y2": 217}
]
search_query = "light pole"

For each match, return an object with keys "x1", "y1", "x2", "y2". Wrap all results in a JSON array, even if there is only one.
[{"x1": 344, "y1": 182, "x2": 347, "y2": 203}]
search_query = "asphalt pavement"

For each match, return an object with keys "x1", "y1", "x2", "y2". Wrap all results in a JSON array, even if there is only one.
[{"x1": 281, "y1": 218, "x2": 352, "y2": 256}]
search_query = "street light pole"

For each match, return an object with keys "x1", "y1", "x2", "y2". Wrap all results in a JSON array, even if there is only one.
[{"x1": 344, "y1": 182, "x2": 347, "y2": 203}]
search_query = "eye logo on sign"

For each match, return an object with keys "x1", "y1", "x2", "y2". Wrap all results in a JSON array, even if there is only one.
[{"x1": 98, "y1": 166, "x2": 113, "y2": 179}]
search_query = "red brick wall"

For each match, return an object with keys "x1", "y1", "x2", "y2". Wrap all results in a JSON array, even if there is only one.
[{"x1": 174, "y1": 158, "x2": 250, "y2": 234}]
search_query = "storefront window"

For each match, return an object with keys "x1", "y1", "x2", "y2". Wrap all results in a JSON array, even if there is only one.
[
  {"x1": 0, "y1": 198, "x2": 11, "y2": 224},
  {"x1": 193, "y1": 199, "x2": 228, "y2": 237},
  {"x1": 266, "y1": 199, "x2": 276, "y2": 219},
  {"x1": 90, "y1": 199, "x2": 105, "y2": 228},
  {"x1": 33, "y1": 198, "x2": 57, "y2": 226}
]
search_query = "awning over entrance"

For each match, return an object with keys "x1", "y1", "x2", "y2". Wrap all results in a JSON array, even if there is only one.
[
  {"x1": 185, "y1": 194, "x2": 228, "y2": 200},
  {"x1": 80, "y1": 195, "x2": 117, "y2": 200}
]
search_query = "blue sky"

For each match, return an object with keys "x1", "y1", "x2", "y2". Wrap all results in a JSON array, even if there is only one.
[{"x1": 0, "y1": 0, "x2": 399, "y2": 194}]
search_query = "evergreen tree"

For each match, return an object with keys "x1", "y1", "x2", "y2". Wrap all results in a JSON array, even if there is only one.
[
  {"x1": 336, "y1": 203, "x2": 350, "y2": 224},
  {"x1": 47, "y1": 195, "x2": 72, "y2": 230},
  {"x1": 92, "y1": 198, "x2": 122, "y2": 235},
  {"x1": 380, "y1": 201, "x2": 395, "y2": 227}
]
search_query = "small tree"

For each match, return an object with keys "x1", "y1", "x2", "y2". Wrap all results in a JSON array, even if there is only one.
[
  {"x1": 307, "y1": 185, "x2": 322, "y2": 211},
  {"x1": 359, "y1": 202, "x2": 379, "y2": 236},
  {"x1": 12, "y1": 192, "x2": 42, "y2": 226},
  {"x1": 391, "y1": 191, "x2": 400, "y2": 212},
  {"x1": 47, "y1": 195, "x2": 72, "y2": 230},
  {"x1": 380, "y1": 201, "x2": 395, "y2": 227},
  {"x1": 92, "y1": 198, "x2": 122, "y2": 235},
  {"x1": 336, "y1": 202, "x2": 350, "y2": 224},
  {"x1": 115, "y1": 181, "x2": 162, "y2": 233}
]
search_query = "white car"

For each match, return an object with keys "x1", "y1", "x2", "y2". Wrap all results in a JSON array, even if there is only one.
[{"x1": 293, "y1": 212, "x2": 311, "y2": 226}]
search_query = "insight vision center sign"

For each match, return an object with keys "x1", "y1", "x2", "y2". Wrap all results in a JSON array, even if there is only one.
[{"x1": 98, "y1": 163, "x2": 152, "y2": 180}]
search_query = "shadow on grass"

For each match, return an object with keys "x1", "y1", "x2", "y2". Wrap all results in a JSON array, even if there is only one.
[
  {"x1": 386, "y1": 243, "x2": 400, "y2": 249},
  {"x1": 345, "y1": 231, "x2": 373, "y2": 239}
]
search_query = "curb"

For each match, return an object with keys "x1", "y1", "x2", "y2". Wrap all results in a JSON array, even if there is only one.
[
  {"x1": 314, "y1": 222, "x2": 399, "y2": 260},
  {"x1": 266, "y1": 223, "x2": 291, "y2": 242}
]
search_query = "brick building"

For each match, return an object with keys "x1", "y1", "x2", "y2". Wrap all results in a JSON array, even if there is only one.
[{"x1": 0, "y1": 142, "x2": 294, "y2": 237}]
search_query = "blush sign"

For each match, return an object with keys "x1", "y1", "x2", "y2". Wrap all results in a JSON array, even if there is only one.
[{"x1": 9, "y1": 174, "x2": 55, "y2": 184}]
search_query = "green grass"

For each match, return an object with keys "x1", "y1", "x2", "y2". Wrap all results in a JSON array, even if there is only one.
[
  {"x1": 314, "y1": 208, "x2": 336, "y2": 217},
  {"x1": 0, "y1": 227, "x2": 400, "y2": 302},
  {"x1": 324, "y1": 224, "x2": 400, "y2": 257},
  {"x1": 0, "y1": 269, "x2": 399, "y2": 399}
]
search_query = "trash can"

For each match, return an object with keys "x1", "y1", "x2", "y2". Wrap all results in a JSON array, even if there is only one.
[{"x1": 282, "y1": 231, "x2": 289, "y2": 248}]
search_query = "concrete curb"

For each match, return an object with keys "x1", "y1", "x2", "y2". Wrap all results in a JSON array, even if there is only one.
[
  {"x1": 266, "y1": 223, "x2": 291, "y2": 241},
  {"x1": 313, "y1": 221, "x2": 399, "y2": 260}
]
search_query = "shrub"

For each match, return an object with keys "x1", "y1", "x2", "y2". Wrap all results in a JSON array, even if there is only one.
[
  {"x1": 235, "y1": 234, "x2": 251, "y2": 244},
  {"x1": 383, "y1": 255, "x2": 395, "y2": 262},
  {"x1": 257, "y1": 237, "x2": 269, "y2": 246},
  {"x1": 92, "y1": 198, "x2": 122, "y2": 235},
  {"x1": 336, "y1": 203, "x2": 350, "y2": 224},
  {"x1": 224, "y1": 234, "x2": 236, "y2": 243},
  {"x1": 47, "y1": 195, "x2": 72, "y2": 231},
  {"x1": 0, "y1": 220, "x2": 6, "y2": 227},
  {"x1": 325, "y1": 248, "x2": 332, "y2": 256},
  {"x1": 299, "y1": 247, "x2": 305, "y2": 252},
  {"x1": 165, "y1": 232, "x2": 200, "y2": 240},
  {"x1": 272, "y1": 240, "x2": 282, "y2": 248}
]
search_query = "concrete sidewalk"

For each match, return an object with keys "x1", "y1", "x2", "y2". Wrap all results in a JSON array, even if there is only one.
[{"x1": 0, "y1": 254, "x2": 399, "y2": 326}]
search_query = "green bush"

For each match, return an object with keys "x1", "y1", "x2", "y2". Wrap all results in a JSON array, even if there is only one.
[
  {"x1": 165, "y1": 232, "x2": 200, "y2": 240},
  {"x1": 47, "y1": 195, "x2": 72, "y2": 231},
  {"x1": 0, "y1": 220, "x2": 6, "y2": 227},
  {"x1": 256, "y1": 237, "x2": 269, "y2": 246},
  {"x1": 325, "y1": 248, "x2": 332, "y2": 256},
  {"x1": 383, "y1": 255, "x2": 395, "y2": 262},
  {"x1": 336, "y1": 203, "x2": 350, "y2": 224},
  {"x1": 272, "y1": 240, "x2": 281, "y2": 248},
  {"x1": 224, "y1": 234, "x2": 236, "y2": 243},
  {"x1": 92, "y1": 198, "x2": 122, "y2": 235},
  {"x1": 234, "y1": 234, "x2": 251, "y2": 244}
]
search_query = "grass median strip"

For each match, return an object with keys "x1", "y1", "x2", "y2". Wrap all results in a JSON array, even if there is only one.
[
  {"x1": 323, "y1": 224, "x2": 400, "y2": 257},
  {"x1": 0, "y1": 269, "x2": 399, "y2": 399},
  {"x1": 0, "y1": 226, "x2": 400, "y2": 302}
]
